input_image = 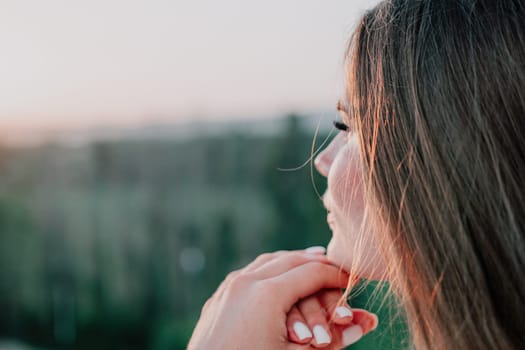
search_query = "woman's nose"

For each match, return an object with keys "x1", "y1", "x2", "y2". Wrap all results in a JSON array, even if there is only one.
[{"x1": 314, "y1": 132, "x2": 347, "y2": 177}]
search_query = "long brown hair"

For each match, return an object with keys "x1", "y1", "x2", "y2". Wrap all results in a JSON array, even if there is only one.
[{"x1": 346, "y1": 0, "x2": 525, "y2": 348}]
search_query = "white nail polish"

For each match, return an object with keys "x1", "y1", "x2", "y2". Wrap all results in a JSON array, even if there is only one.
[
  {"x1": 312, "y1": 325, "x2": 331, "y2": 345},
  {"x1": 305, "y1": 246, "x2": 326, "y2": 255},
  {"x1": 335, "y1": 306, "x2": 353, "y2": 318},
  {"x1": 293, "y1": 322, "x2": 312, "y2": 340},
  {"x1": 343, "y1": 325, "x2": 363, "y2": 346}
]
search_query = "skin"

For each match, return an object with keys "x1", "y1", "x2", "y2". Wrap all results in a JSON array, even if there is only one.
[
  {"x1": 188, "y1": 250, "x2": 377, "y2": 350},
  {"x1": 188, "y1": 251, "x2": 352, "y2": 349},
  {"x1": 284, "y1": 130, "x2": 386, "y2": 347},
  {"x1": 189, "y1": 129, "x2": 382, "y2": 349},
  {"x1": 316, "y1": 131, "x2": 386, "y2": 279}
]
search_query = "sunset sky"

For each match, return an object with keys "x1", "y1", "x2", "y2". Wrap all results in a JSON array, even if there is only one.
[{"x1": 0, "y1": 0, "x2": 377, "y2": 142}]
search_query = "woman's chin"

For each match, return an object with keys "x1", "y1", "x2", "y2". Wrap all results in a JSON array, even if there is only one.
[
  {"x1": 326, "y1": 238, "x2": 388, "y2": 281},
  {"x1": 326, "y1": 238, "x2": 351, "y2": 272}
]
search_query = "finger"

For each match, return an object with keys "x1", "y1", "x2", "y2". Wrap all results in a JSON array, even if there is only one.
[
  {"x1": 303, "y1": 246, "x2": 326, "y2": 255},
  {"x1": 251, "y1": 252, "x2": 332, "y2": 279},
  {"x1": 289, "y1": 323, "x2": 352, "y2": 350},
  {"x1": 209, "y1": 268, "x2": 242, "y2": 304},
  {"x1": 213, "y1": 251, "x2": 331, "y2": 309},
  {"x1": 330, "y1": 309, "x2": 378, "y2": 347},
  {"x1": 321, "y1": 323, "x2": 347, "y2": 350},
  {"x1": 297, "y1": 295, "x2": 332, "y2": 348},
  {"x1": 242, "y1": 250, "x2": 288, "y2": 272},
  {"x1": 267, "y1": 261, "x2": 350, "y2": 311},
  {"x1": 286, "y1": 327, "x2": 348, "y2": 350},
  {"x1": 317, "y1": 289, "x2": 353, "y2": 325},
  {"x1": 286, "y1": 306, "x2": 313, "y2": 344},
  {"x1": 243, "y1": 247, "x2": 325, "y2": 274},
  {"x1": 319, "y1": 309, "x2": 378, "y2": 350},
  {"x1": 287, "y1": 312, "x2": 377, "y2": 350}
]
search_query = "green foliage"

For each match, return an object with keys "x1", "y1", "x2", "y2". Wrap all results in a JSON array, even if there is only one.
[
  {"x1": 347, "y1": 281, "x2": 409, "y2": 350},
  {"x1": 0, "y1": 115, "x2": 406, "y2": 349}
]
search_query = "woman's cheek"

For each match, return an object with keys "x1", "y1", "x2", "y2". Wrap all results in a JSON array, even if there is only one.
[
  {"x1": 325, "y1": 137, "x2": 388, "y2": 280},
  {"x1": 327, "y1": 139, "x2": 363, "y2": 211}
]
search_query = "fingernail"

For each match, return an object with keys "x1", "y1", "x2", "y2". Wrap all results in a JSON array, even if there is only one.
[
  {"x1": 342, "y1": 325, "x2": 363, "y2": 346},
  {"x1": 305, "y1": 246, "x2": 326, "y2": 255},
  {"x1": 293, "y1": 322, "x2": 312, "y2": 340},
  {"x1": 312, "y1": 325, "x2": 331, "y2": 345},
  {"x1": 335, "y1": 306, "x2": 353, "y2": 318}
]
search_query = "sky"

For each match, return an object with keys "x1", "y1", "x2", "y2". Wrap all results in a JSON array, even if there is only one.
[{"x1": 0, "y1": 0, "x2": 378, "y2": 143}]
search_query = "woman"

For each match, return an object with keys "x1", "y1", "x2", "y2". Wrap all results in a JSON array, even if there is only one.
[{"x1": 189, "y1": 0, "x2": 525, "y2": 349}]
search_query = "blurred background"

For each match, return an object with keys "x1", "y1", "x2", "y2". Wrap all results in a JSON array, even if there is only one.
[{"x1": 0, "y1": 1, "x2": 407, "y2": 349}]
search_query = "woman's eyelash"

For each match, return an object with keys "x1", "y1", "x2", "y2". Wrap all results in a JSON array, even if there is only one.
[{"x1": 333, "y1": 120, "x2": 349, "y2": 131}]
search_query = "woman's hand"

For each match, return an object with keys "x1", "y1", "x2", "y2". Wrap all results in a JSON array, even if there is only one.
[
  {"x1": 286, "y1": 247, "x2": 378, "y2": 348},
  {"x1": 286, "y1": 291, "x2": 378, "y2": 348},
  {"x1": 187, "y1": 250, "x2": 354, "y2": 350}
]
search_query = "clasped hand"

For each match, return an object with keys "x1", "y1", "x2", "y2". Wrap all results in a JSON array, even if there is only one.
[{"x1": 188, "y1": 249, "x2": 378, "y2": 349}]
